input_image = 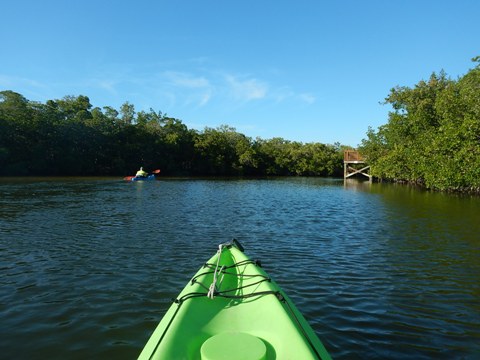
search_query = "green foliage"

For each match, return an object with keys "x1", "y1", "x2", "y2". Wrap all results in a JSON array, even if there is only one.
[
  {"x1": 252, "y1": 138, "x2": 342, "y2": 176},
  {"x1": 0, "y1": 91, "x2": 344, "y2": 177},
  {"x1": 360, "y1": 58, "x2": 480, "y2": 192}
]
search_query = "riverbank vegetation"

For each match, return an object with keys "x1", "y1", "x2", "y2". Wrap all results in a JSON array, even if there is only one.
[
  {"x1": 3, "y1": 58, "x2": 478, "y2": 190},
  {"x1": 360, "y1": 57, "x2": 480, "y2": 192},
  {"x1": 0, "y1": 91, "x2": 345, "y2": 177}
]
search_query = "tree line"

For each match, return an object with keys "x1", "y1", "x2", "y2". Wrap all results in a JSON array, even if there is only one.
[
  {"x1": 0, "y1": 90, "x2": 346, "y2": 177},
  {"x1": 360, "y1": 57, "x2": 480, "y2": 192}
]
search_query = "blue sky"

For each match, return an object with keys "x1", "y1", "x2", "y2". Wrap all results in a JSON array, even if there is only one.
[{"x1": 1, "y1": 0, "x2": 479, "y2": 146}]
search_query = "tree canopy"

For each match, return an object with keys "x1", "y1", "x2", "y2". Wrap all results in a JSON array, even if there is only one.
[
  {"x1": 360, "y1": 57, "x2": 480, "y2": 192},
  {"x1": 0, "y1": 91, "x2": 345, "y2": 177}
]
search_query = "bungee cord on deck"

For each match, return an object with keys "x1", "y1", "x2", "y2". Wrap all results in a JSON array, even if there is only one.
[{"x1": 175, "y1": 251, "x2": 275, "y2": 304}]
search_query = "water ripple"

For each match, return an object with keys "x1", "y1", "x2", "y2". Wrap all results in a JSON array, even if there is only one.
[{"x1": 1, "y1": 178, "x2": 479, "y2": 359}]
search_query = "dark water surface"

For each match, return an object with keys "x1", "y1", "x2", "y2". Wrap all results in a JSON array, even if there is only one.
[{"x1": 1, "y1": 177, "x2": 479, "y2": 359}]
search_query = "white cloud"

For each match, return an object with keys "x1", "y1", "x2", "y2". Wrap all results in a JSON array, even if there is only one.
[
  {"x1": 225, "y1": 75, "x2": 268, "y2": 101},
  {"x1": 19, "y1": 61, "x2": 314, "y2": 111},
  {"x1": 0, "y1": 74, "x2": 45, "y2": 89},
  {"x1": 94, "y1": 79, "x2": 119, "y2": 94},
  {"x1": 298, "y1": 93, "x2": 316, "y2": 104},
  {"x1": 156, "y1": 71, "x2": 212, "y2": 107},
  {"x1": 164, "y1": 71, "x2": 210, "y2": 89},
  {"x1": 198, "y1": 91, "x2": 211, "y2": 106},
  {"x1": 271, "y1": 86, "x2": 295, "y2": 103}
]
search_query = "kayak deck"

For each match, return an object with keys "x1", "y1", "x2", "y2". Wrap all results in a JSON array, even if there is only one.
[{"x1": 138, "y1": 240, "x2": 331, "y2": 360}]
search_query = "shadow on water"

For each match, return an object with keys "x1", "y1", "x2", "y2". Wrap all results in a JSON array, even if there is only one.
[{"x1": 338, "y1": 179, "x2": 480, "y2": 359}]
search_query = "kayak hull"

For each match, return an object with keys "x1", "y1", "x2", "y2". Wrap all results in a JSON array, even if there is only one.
[
  {"x1": 138, "y1": 240, "x2": 331, "y2": 360},
  {"x1": 123, "y1": 174, "x2": 157, "y2": 182},
  {"x1": 131, "y1": 175, "x2": 156, "y2": 181}
]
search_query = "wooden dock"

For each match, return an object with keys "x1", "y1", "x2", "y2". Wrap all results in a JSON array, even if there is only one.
[{"x1": 344, "y1": 150, "x2": 371, "y2": 181}]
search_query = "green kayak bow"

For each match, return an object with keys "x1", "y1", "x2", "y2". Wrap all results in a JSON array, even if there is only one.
[{"x1": 138, "y1": 240, "x2": 332, "y2": 360}]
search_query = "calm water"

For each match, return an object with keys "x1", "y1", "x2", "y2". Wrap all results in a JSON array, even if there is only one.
[{"x1": 1, "y1": 177, "x2": 479, "y2": 359}]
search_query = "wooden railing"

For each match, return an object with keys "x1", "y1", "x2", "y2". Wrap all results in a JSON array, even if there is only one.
[{"x1": 344, "y1": 150, "x2": 365, "y2": 162}]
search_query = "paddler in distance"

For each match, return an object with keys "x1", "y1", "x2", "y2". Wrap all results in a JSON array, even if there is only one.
[{"x1": 135, "y1": 167, "x2": 148, "y2": 178}]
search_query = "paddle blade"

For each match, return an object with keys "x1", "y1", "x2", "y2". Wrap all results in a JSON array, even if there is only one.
[
  {"x1": 123, "y1": 176, "x2": 134, "y2": 181},
  {"x1": 152, "y1": 169, "x2": 161, "y2": 174}
]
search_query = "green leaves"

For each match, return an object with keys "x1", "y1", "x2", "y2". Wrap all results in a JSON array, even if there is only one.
[
  {"x1": 0, "y1": 91, "x2": 345, "y2": 177},
  {"x1": 360, "y1": 57, "x2": 480, "y2": 192}
]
